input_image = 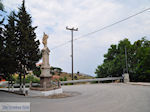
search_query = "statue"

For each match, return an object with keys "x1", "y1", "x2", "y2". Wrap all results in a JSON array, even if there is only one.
[
  {"x1": 40, "y1": 33, "x2": 51, "y2": 88},
  {"x1": 29, "y1": 32, "x2": 62, "y2": 94},
  {"x1": 42, "y1": 32, "x2": 48, "y2": 47}
]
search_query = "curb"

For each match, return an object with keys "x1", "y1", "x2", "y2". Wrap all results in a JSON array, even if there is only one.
[
  {"x1": 127, "y1": 82, "x2": 150, "y2": 86},
  {"x1": 0, "y1": 90, "x2": 26, "y2": 96}
]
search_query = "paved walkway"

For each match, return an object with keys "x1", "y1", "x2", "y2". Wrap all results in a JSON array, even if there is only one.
[{"x1": 0, "y1": 83, "x2": 150, "y2": 112}]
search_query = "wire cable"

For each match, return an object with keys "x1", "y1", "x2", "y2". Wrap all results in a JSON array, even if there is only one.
[{"x1": 51, "y1": 7, "x2": 150, "y2": 50}]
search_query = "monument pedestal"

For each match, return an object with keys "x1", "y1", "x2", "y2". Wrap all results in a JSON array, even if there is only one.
[
  {"x1": 40, "y1": 76, "x2": 51, "y2": 88},
  {"x1": 29, "y1": 33, "x2": 63, "y2": 96},
  {"x1": 40, "y1": 46, "x2": 52, "y2": 88}
]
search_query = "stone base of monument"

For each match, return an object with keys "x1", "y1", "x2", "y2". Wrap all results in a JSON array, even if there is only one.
[
  {"x1": 40, "y1": 76, "x2": 51, "y2": 88},
  {"x1": 29, "y1": 33, "x2": 64, "y2": 96},
  {"x1": 28, "y1": 88, "x2": 63, "y2": 96},
  {"x1": 29, "y1": 79, "x2": 63, "y2": 96}
]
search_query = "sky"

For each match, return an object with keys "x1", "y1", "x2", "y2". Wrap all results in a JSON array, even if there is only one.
[{"x1": 2, "y1": 0, "x2": 150, "y2": 76}]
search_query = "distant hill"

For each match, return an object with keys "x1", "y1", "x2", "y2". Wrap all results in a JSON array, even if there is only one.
[
  {"x1": 35, "y1": 65, "x2": 94, "y2": 81},
  {"x1": 54, "y1": 72, "x2": 94, "y2": 81}
]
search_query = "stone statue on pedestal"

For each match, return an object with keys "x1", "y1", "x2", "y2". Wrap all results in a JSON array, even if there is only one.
[
  {"x1": 29, "y1": 33, "x2": 63, "y2": 96},
  {"x1": 42, "y1": 33, "x2": 48, "y2": 47},
  {"x1": 40, "y1": 33, "x2": 52, "y2": 88}
]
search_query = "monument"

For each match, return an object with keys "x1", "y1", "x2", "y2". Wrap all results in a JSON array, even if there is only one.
[
  {"x1": 40, "y1": 33, "x2": 51, "y2": 88},
  {"x1": 29, "y1": 33, "x2": 63, "y2": 96}
]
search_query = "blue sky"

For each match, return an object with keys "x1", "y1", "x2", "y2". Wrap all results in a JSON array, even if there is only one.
[{"x1": 2, "y1": 0, "x2": 150, "y2": 76}]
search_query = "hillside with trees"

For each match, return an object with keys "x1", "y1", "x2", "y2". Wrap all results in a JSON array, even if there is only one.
[
  {"x1": 33, "y1": 65, "x2": 93, "y2": 81},
  {"x1": 95, "y1": 38, "x2": 150, "y2": 82}
]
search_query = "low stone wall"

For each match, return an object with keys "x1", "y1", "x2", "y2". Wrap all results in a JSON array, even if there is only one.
[{"x1": 28, "y1": 88, "x2": 63, "y2": 96}]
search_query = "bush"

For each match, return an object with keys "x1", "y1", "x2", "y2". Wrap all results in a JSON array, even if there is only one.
[
  {"x1": 59, "y1": 76, "x2": 68, "y2": 81},
  {"x1": 59, "y1": 77, "x2": 63, "y2": 81},
  {"x1": 25, "y1": 75, "x2": 34, "y2": 83},
  {"x1": 33, "y1": 66, "x2": 41, "y2": 77},
  {"x1": 74, "y1": 76, "x2": 78, "y2": 80},
  {"x1": 90, "y1": 81, "x2": 98, "y2": 84},
  {"x1": 13, "y1": 74, "x2": 40, "y2": 83},
  {"x1": 64, "y1": 76, "x2": 67, "y2": 81},
  {"x1": 25, "y1": 74, "x2": 40, "y2": 83}
]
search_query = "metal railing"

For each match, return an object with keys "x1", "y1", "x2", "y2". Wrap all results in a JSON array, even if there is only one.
[
  {"x1": 3, "y1": 77, "x2": 123, "y2": 88},
  {"x1": 61, "y1": 77, "x2": 123, "y2": 84}
]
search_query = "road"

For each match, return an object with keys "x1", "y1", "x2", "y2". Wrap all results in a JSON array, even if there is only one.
[{"x1": 0, "y1": 83, "x2": 150, "y2": 112}]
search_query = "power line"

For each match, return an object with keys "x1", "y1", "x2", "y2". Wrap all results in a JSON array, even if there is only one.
[
  {"x1": 51, "y1": 7, "x2": 150, "y2": 50},
  {"x1": 51, "y1": 40, "x2": 71, "y2": 50},
  {"x1": 74, "y1": 7, "x2": 150, "y2": 41}
]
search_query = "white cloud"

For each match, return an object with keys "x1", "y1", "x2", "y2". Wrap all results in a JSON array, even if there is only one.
[{"x1": 3, "y1": 0, "x2": 150, "y2": 76}]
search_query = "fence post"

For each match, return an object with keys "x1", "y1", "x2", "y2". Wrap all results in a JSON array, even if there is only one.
[{"x1": 123, "y1": 73, "x2": 130, "y2": 83}]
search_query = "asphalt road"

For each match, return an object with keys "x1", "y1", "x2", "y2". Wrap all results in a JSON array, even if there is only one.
[{"x1": 0, "y1": 83, "x2": 150, "y2": 112}]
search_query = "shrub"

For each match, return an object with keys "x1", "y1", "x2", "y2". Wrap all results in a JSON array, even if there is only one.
[
  {"x1": 64, "y1": 76, "x2": 67, "y2": 81},
  {"x1": 25, "y1": 74, "x2": 40, "y2": 83},
  {"x1": 59, "y1": 77, "x2": 63, "y2": 81}
]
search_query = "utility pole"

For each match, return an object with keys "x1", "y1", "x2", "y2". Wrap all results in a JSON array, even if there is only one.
[
  {"x1": 66, "y1": 26, "x2": 78, "y2": 80},
  {"x1": 125, "y1": 46, "x2": 128, "y2": 73}
]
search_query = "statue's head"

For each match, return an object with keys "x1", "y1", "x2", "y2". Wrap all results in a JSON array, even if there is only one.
[{"x1": 43, "y1": 32, "x2": 48, "y2": 39}]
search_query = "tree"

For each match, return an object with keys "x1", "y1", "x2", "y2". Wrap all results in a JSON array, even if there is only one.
[
  {"x1": 0, "y1": 0, "x2": 4, "y2": 11},
  {"x1": 16, "y1": 0, "x2": 41, "y2": 91},
  {"x1": 0, "y1": 0, "x2": 5, "y2": 74},
  {"x1": 50, "y1": 66, "x2": 63, "y2": 76},
  {"x1": 0, "y1": 22, "x2": 4, "y2": 74},
  {"x1": 3, "y1": 12, "x2": 18, "y2": 87},
  {"x1": 95, "y1": 38, "x2": 150, "y2": 82},
  {"x1": 131, "y1": 38, "x2": 150, "y2": 82},
  {"x1": 96, "y1": 38, "x2": 131, "y2": 78},
  {"x1": 0, "y1": 0, "x2": 4, "y2": 22},
  {"x1": 4, "y1": 12, "x2": 18, "y2": 75},
  {"x1": 33, "y1": 66, "x2": 41, "y2": 77}
]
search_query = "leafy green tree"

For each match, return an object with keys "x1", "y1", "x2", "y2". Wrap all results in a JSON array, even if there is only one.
[
  {"x1": 50, "y1": 66, "x2": 63, "y2": 76},
  {"x1": 131, "y1": 38, "x2": 150, "y2": 82},
  {"x1": 96, "y1": 38, "x2": 131, "y2": 78},
  {"x1": 96, "y1": 38, "x2": 150, "y2": 82}
]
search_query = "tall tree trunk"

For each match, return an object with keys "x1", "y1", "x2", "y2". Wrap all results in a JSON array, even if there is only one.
[
  {"x1": 10, "y1": 74, "x2": 14, "y2": 92},
  {"x1": 23, "y1": 72, "x2": 25, "y2": 94},
  {"x1": 8, "y1": 74, "x2": 10, "y2": 91},
  {"x1": 19, "y1": 73, "x2": 22, "y2": 91}
]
